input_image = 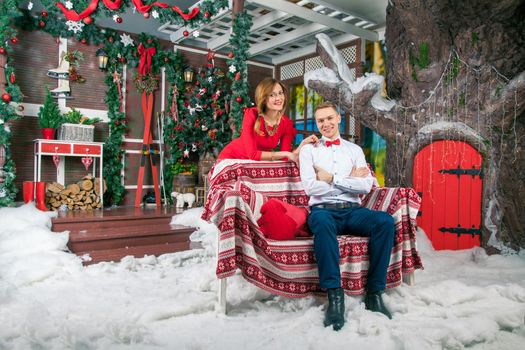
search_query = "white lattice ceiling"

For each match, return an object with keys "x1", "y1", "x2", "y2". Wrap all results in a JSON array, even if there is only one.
[{"x1": 158, "y1": 0, "x2": 387, "y2": 64}]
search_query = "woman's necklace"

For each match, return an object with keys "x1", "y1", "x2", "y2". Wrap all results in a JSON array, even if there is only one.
[{"x1": 262, "y1": 113, "x2": 281, "y2": 136}]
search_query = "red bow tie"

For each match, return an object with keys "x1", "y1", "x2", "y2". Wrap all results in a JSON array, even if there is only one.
[{"x1": 325, "y1": 139, "x2": 341, "y2": 147}]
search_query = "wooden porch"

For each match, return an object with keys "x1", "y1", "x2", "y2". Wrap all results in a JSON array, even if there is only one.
[{"x1": 51, "y1": 206, "x2": 197, "y2": 265}]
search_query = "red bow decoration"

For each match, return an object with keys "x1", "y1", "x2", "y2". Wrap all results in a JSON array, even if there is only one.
[
  {"x1": 131, "y1": 0, "x2": 169, "y2": 13},
  {"x1": 102, "y1": 0, "x2": 124, "y2": 10},
  {"x1": 138, "y1": 44, "x2": 156, "y2": 76},
  {"x1": 56, "y1": 0, "x2": 99, "y2": 21},
  {"x1": 325, "y1": 138, "x2": 341, "y2": 147},
  {"x1": 81, "y1": 157, "x2": 93, "y2": 171},
  {"x1": 172, "y1": 5, "x2": 200, "y2": 20}
]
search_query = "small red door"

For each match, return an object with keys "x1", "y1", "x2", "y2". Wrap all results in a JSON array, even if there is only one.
[{"x1": 413, "y1": 140, "x2": 482, "y2": 250}]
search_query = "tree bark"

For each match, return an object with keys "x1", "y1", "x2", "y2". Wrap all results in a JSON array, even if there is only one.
[{"x1": 307, "y1": 0, "x2": 525, "y2": 251}]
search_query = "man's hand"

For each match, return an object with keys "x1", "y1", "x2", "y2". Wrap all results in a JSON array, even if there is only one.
[
  {"x1": 314, "y1": 165, "x2": 333, "y2": 184},
  {"x1": 350, "y1": 166, "x2": 369, "y2": 178}
]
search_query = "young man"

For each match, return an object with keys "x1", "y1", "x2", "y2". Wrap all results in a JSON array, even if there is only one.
[{"x1": 299, "y1": 101, "x2": 395, "y2": 331}]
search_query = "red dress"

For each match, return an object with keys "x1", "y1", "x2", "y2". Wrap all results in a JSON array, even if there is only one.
[{"x1": 218, "y1": 107, "x2": 296, "y2": 160}]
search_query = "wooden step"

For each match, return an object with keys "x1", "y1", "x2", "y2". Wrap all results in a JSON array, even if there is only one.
[
  {"x1": 80, "y1": 241, "x2": 192, "y2": 265},
  {"x1": 51, "y1": 206, "x2": 198, "y2": 264}
]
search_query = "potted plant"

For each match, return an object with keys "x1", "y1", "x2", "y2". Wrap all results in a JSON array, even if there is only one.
[
  {"x1": 59, "y1": 108, "x2": 101, "y2": 141},
  {"x1": 38, "y1": 88, "x2": 63, "y2": 139},
  {"x1": 171, "y1": 161, "x2": 198, "y2": 194}
]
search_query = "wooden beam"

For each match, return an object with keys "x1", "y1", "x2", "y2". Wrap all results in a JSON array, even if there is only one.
[
  {"x1": 208, "y1": 10, "x2": 291, "y2": 50},
  {"x1": 248, "y1": 22, "x2": 326, "y2": 56},
  {"x1": 247, "y1": 0, "x2": 379, "y2": 42},
  {"x1": 271, "y1": 33, "x2": 358, "y2": 65},
  {"x1": 233, "y1": 0, "x2": 245, "y2": 14}
]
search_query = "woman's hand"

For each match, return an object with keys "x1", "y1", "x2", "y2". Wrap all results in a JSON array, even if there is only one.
[
  {"x1": 286, "y1": 151, "x2": 299, "y2": 164},
  {"x1": 300, "y1": 134, "x2": 319, "y2": 147}
]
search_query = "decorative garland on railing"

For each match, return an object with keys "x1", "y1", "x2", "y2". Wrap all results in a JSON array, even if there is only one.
[
  {"x1": 10, "y1": 0, "x2": 228, "y2": 205},
  {"x1": 0, "y1": 0, "x2": 23, "y2": 206},
  {"x1": 226, "y1": 10, "x2": 252, "y2": 137}
]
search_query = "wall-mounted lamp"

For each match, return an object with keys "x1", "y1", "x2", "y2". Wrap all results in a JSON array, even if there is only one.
[
  {"x1": 183, "y1": 67, "x2": 194, "y2": 83},
  {"x1": 96, "y1": 48, "x2": 109, "y2": 70}
]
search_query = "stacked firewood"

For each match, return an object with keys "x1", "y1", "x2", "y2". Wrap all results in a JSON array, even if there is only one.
[{"x1": 46, "y1": 175, "x2": 106, "y2": 210}]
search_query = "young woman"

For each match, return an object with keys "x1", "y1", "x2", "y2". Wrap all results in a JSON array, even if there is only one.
[{"x1": 217, "y1": 77, "x2": 317, "y2": 163}]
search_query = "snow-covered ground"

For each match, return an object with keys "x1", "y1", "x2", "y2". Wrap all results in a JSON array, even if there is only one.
[{"x1": 1, "y1": 204, "x2": 524, "y2": 350}]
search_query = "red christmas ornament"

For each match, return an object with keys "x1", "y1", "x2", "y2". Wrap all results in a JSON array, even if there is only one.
[
  {"x1": 10, "y1": 72, "x2": 15, "y2": 84},
  {"x1": 83, "y1": 16, "x2": 93, "y2": 25},
  {"x1": 228, "y1": 52, "x2": 234, "y2": 59},
  {"x1": 0, "y1": 47, "x2": 6, "y2": 55},
  {"x1": 116, "y1": 16, "x2": 123, "y2": 23},
  {"x1": 235, "y1": 96, "x2": 242, "y2": 103},
  {"x1": 41, "y1": 11, "x2": 48, "y2": 17},
  {"x1": 10, "y1": 37, "x2": 18, "y2": 44},
  {"x1": 143, "y1": 12, "x2": 150, "y2": 19},
  {"x1": 2, "y1": 93, "x2": 12, "y2": 103},
  {"x1": 147, "y1": 38, "x2": 153, "y2": 44},
  {"x1": 164, "y1": 57, "x2": 169, "y2": 62},
  {"x1": 39, "y1": 21, "x2": 46, "y2": 28},
  {"x1": 207, "y1": 63, "x2": 213, "y2": 68},
  {"x1": 81, "y1": 38, "x2": 87, "y2": 45},
  {"x1": 119, "y1": 57, "x2": 127, "y2": 63},
  {"x1": 204, "y1": 11, "x2": 210, "y2": 18},
  {"x1": 183, "y1": 30, "x2": 189, "y2": 37},
  {"x1": 108, "y1": 37, "x2": 114, "y2": 43},
  {"x1": 235, "y1": 72, "x2": 241, "y2": 81}
]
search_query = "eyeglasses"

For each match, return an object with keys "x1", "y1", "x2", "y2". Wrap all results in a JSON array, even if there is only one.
[{"x1": 269, "y1": 91, "x2": 285, "y2": 99}]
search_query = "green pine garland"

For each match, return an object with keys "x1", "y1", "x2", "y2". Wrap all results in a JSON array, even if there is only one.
[
  {"x1": 0, "y1": 0, "x2": 23, "y2": 206},
  {"x1": 162, "y1": 52, "x2": 186, "y2": 200},
  {"x1": 226, "y1": 10, "x2": 252, "y2": 137}
]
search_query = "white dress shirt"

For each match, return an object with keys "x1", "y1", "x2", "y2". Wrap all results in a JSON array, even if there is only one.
[{"x1": 299, "y1": 136, "x2": 374, "y2": 206}]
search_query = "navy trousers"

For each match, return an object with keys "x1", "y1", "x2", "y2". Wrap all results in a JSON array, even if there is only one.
[{"x1": 307, "y1": 206, "x2": 395, "y2": 292}]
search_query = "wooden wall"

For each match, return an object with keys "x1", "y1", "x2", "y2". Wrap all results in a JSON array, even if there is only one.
[{"x1": 9, "y1": 29, "x2": 273, "y2": 205}]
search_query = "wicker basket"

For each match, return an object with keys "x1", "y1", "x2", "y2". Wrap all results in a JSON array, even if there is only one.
[{"x1": 58, "y1": 123, "x2": 95, "y2": 142}]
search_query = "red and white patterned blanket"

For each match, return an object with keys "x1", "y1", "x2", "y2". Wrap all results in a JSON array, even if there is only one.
[{"x1": 202, "y1": 159, "x2": 423, "y2": 298}]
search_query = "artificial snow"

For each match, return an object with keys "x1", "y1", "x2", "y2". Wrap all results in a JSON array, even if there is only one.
[
  {"x1": 1, "y1": 204, "x2": 524, "y2": 349},
  {"x1": 308, "y1": 33, "x2": 395, "y2": 112}
]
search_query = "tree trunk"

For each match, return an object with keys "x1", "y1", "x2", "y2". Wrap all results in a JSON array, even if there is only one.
[{"x1": 307, "y1": 0, "x2": 525, "y2": 251}]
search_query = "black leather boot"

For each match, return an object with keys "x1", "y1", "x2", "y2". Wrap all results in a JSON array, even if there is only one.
[
  {"x1": 365, "y1": 291, "x2": 392, "y2": 319},
  {"x1": 324, "y1": 288, "x2": 345, "y2": 331}
]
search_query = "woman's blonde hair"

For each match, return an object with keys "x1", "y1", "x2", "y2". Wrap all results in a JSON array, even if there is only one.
[{"x1": 253, "y1": 78, "x2": 287, "y2": 135}]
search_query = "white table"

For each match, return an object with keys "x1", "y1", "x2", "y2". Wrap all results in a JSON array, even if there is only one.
[{"x1": 33, "y1": 139, "x2": 104, "y2": 207}]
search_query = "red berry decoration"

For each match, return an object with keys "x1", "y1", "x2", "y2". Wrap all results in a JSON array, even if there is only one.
[
  {"x1": 164, "y1": 57, "x2": 169, "y2": 62},
  {"x1": 39, "y1": 21, "x2": 46, "y2": 28},
  {"x1": 41, "y1": 11, "x2": 48, "y2": 17},
  {"x1": 204, "y1": 11, "x2": 210, "y2": 18},
  {"x1": 10, "y1": 37, "x2": 18, "y2": 44},
  {"x1": 10, "y1": 72, "x2": 15, "y2": 84},
  {"x1": 235, "y1": 96, "x2": 242, "y2": 103},
  {"x1": 143, "y1": 12, "x2": 150, "y2": 19},
  {"x1": 228, "y1": 52, "x2": 234, "y2": 59},
  {"x1": 2, "y1": 93, "x2": 12, "y2": 103},
  {"x1": 108, "y1": 37, "x2": 114, "y2": 43},
  {"x1": 81, "y1": 38, "x2": 87, "y2": 45},
  {"x1": 116, "y1": 16, "x2": 123, "y2": 23},
  {"x1": 235, "y1": 72, "x2": 241, "y2": 81},
  {"x1": 119, "y1": 57, "x2": 126, "y2": 63},
  {"x1": 183, "y1": 30, "x2": 189, "y2": 37},
  {"x1": 83, "y1": 16, "x2": 93, "y2": 25},
  {"x1": 0, "y1": 47, "x2": 6, "y2": 55},
  {"x1": 147, "y1": 38, "x2": 153, "y2": 44}
]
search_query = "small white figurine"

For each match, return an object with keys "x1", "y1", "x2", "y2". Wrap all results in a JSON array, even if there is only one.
[{"x1": 171, "y1": 191, "x2": 196, "y2": 208}]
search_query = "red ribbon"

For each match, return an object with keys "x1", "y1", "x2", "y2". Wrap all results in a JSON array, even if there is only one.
[
  {"x1": 56, "y1": 0, "x2": 99, "y2": 21},
  {"x1": 172, "y1": 5, "x2": 200, "y2": 20},
  {"x1": 102, "y1": 0, "x2": 123, "y2": 10},
  {"x1": 138, "y1": 44, "x2": 156, "y2": 76},
  {"x1": 131, "y1": 0, "x2": 169, "y2": 13}
]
